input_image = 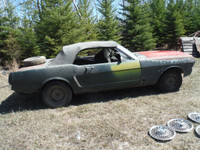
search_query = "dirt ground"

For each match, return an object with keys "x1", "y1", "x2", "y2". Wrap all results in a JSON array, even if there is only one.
[{"x1": 0, "y1": 59, "x2": 200, "y2": 150}]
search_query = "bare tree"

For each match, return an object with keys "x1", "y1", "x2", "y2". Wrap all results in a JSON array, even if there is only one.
[{"x1": 72, "y1": 0, "x2": 82, "y2": 19}]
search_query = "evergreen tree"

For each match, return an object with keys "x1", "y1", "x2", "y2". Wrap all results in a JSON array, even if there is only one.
[
  {"x1": 0, "y1": 1, "x2": 19, "y2": 49},
  {"x1": 122, "y1": 0, "x2": 156, "y2": 51},
  {"x1": 97, "y1": 0, "x2": 121, "y2": 42},
  {"x1": 181, "y1": 0, "x2": 195, "y2": 35},
  {"x1": 164, "y1": 0, "x2": 185, "y2": 49},
  {"x1": 0, "y1": 0, "x2": 21, "y2": 67},
  {"x1": 19, "y1": 25, "x2": 40, "y2": 59},
  {"x1": 78, "y1": 0, "x2": 98, "y2": 41},
  {"x1": 192, "y1": 0, "x2": 200, "y2": 33},
  {"x1": 0, "y1": 9, "x2": 7, "y2": 52},
  {"x1": 2, "y1": 32, "x2": 21, "y2": 70},
  {"x1": 150, "y1": 0, "x2": 166, "y2": 46},
  {"x1": 35, "y1": 0, "x2": 80, "y2": 57},
  {"x1": 19, "y1": 1, "x2": 41, "y2": 59}
]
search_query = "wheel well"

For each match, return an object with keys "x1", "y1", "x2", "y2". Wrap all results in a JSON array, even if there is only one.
[
  {"x1": 158, "y1": 67, "x2": 183, "y2": 82},
  {"x1": 157, "y1": 67, "x2": 183, "y2": 92},
  {"x1": 164, "y1": 67, "x2": 183, "y2": 74},
  {"x1": 41, "y1": 80, "x2": 74, "y2": 94}
]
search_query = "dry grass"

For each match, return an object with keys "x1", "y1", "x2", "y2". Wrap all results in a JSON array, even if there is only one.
[{"x1": 0, "y1": 59, "x2": 200, "y2": 150}]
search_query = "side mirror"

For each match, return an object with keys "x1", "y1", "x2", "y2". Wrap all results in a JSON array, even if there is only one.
[{"x1": 115, "y1": 53, "x2": 122, "y2": 62}]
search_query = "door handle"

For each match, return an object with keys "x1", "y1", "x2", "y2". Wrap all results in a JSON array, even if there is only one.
[{"x1": 85, "y1": 66, "x2": 94, "y2": 71}]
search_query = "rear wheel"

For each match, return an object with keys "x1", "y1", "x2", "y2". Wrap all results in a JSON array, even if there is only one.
[
  {"x1": 158, "y1": 70, "x2": 182, "y2": 92},
  {"x1": 42, "y1": 81, "x2": 72, "y2": 108}
]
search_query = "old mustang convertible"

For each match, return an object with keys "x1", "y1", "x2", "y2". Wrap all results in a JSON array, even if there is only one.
[{"x1": 9, "y1": 41, "x2": 195, "y2": 108}]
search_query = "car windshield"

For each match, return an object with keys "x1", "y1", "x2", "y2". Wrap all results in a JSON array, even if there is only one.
[{"x1": 117, "y1": 45, "x2": 138, "y2": 60}]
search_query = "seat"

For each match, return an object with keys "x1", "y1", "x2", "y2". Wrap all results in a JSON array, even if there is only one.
[{"x1": 94, "y1": 48, "x2": 111, "y2": 63}]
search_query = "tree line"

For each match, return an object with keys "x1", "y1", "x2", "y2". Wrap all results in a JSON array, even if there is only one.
[{"x1": 0, "y1": 0, "x2": 200, "y2": 69}]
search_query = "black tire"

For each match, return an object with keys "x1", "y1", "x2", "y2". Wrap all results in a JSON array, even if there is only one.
[
  {"x1": 158, "y1": 70, "x2": 182, "y2": 92},
  {"x1": 42, "y1": 81, "x2": 72, "y2": 108},
  {"x1": 23, "y1": 56, "x2": 46, "y2": 67}
]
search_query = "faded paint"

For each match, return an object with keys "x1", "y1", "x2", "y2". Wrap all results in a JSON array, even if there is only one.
[
  {"x1": 110, "y1": 61, "x2": 141, "y2": 84},
  {"x1": 137, "y1": 51, "x2": 191, "y2": 58},
  {"x1": 9, "y1": 41, "x2": 195, "y2": 95},
  {"x1": 17, "y1": 63, "x2": 45, "y2": 72},
  {"x1": 111, "y1": 61, "x2": 140, "y2": 71}
]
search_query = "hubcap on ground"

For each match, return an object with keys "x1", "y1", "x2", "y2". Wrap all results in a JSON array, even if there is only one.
[
  {"x1": 195, "y1": 126, "x2": 200, "y2": 137},
  {"x1": 188, "y1": 112, "x2": 200, "y2": 123},
  {"x1": 167, "y1": 118, "x2": 193, "y2": 133},
  {"x1": 149, "y1": 125, "x2": 176, "y2": 141}
]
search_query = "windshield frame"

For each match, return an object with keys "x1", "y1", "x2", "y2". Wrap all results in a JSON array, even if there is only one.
[{"x1": 116, "y1": 44, "x2": 138, "y2": 60}]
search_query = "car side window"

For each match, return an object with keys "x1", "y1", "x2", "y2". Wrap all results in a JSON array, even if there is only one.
[{"x1": 73, "y1": 47, "x2": 123, "y2": 65}]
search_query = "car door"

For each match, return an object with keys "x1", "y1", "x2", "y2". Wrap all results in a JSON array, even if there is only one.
[{"x1": 72, "y1": 48, "x2": 141, "y2": 92}]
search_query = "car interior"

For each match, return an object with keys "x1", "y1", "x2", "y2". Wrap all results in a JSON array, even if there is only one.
[{"x1": 73, "y1": 47, "x2": 120, "y2": 65}]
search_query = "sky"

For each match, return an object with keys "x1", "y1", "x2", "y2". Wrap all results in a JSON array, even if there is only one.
[
  {"x1": 0, "y1": 0, "x2": 124, "y2": 17},
  {"x1": 92, "y1": 0, "x2": 123, "y2": 18}
]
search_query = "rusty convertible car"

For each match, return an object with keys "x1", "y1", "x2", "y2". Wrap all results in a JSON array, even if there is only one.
[{"x1": 9, "y1": 41, "x2": 195, "y2": 108}]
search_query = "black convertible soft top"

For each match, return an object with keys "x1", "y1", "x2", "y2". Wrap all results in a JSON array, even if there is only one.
[{"x1": 50, "y1": 41, "x2": 118, "y2": 66}]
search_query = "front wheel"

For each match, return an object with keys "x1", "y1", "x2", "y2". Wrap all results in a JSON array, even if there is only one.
[
  {"x1": 158, "y1": 70, "x2": 182, "y2": 92},
  {"x1": 42, "y1": 81, "x2": 72, "y2": 108}
]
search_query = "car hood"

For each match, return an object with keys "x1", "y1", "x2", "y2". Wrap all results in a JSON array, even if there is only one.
[{"x1": 136, "y1": 51, "x2": 193, "y2": 60}]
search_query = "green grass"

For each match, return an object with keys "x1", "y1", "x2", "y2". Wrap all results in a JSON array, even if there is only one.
[{"x1": 0, "y1": 59, "x2": 200, "y2": 149}]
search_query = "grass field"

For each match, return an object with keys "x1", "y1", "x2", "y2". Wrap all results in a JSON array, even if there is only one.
[{"x1": 0, "y1": 59, "x2": 200, "y2": 150}]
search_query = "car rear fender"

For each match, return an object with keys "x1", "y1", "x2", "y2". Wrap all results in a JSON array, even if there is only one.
[{"x1": 41, "y1": 77, "x2": 73, "y2": 93}]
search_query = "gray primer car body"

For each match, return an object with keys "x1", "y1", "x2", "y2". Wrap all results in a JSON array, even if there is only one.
[{"x1": 9, "y1": 41, "x2": 195, "y2": 96}]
